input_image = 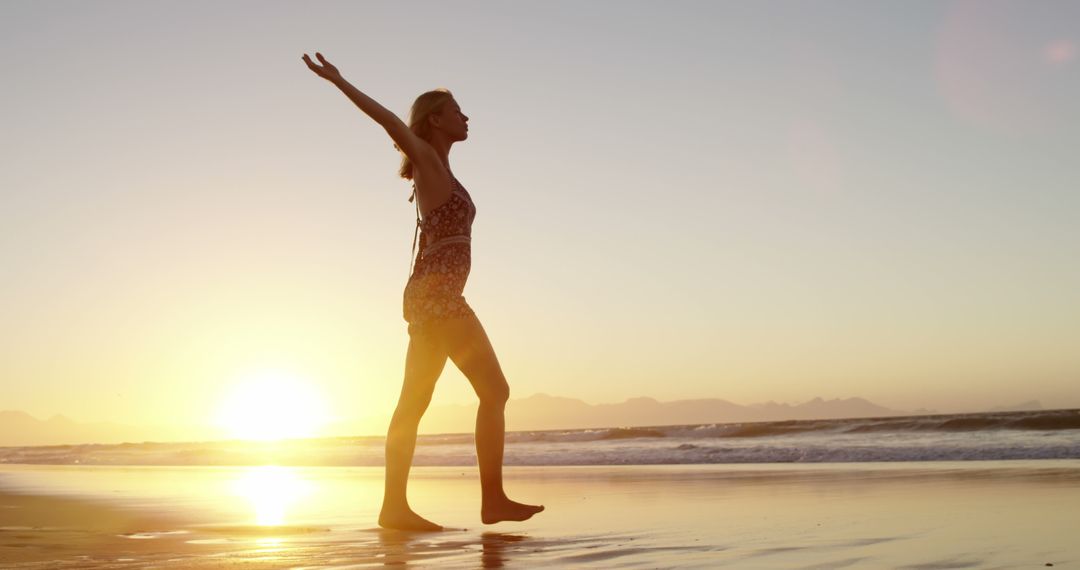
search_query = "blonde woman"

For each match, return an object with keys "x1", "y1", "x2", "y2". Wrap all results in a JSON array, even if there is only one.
[{"x1": 303, "y1": 52, "x2": 544, "y2": 531}]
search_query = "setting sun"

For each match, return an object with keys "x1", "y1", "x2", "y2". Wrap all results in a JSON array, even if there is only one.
[{"x1": 215, "y1": 369, "x2": 330, "y2": 441}]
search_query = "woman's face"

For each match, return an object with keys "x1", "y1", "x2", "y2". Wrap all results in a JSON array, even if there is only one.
[{"x1": 435, "y1": 99, "x2": 469, "y2": 141}]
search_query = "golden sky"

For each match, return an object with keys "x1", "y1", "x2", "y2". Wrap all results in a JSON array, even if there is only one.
[{"x1": 2, "y1": 1, "x2": 1078, "y2": 439}]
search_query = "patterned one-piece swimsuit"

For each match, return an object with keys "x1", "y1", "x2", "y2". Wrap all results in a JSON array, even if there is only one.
[{"x1": 403, "y1": 176, "x2": 477, "y2": 334}]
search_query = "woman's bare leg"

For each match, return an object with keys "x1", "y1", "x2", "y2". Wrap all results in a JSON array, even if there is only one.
[
  {"x1": 379, "y1": 328, "x2": 448, "y2": 531},
  {"x1": 440, "y1": 315, "x2": 544, "y2": 524}
]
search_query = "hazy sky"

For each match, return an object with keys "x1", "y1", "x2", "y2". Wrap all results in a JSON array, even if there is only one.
[{"x1": 2, "y1": 1, "x2": 1078, "y2": 437}]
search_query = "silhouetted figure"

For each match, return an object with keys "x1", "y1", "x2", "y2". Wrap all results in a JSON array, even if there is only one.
[{"x1": 304, "y1": 52, "x2": 544, "y2": 531}]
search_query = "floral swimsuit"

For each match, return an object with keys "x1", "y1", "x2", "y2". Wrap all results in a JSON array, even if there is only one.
[{"x1": 403, "y1": 176, "x2": 477, "y2": 335}]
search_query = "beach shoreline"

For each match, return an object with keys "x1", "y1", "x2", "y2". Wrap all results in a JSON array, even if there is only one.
[{"x1": 2, "y1": 461, "x2": 1078, "y2": 568}]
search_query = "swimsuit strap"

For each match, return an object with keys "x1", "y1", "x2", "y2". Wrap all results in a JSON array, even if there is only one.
[{"x1": 409, "y1": 184, "x2": 421, "y2": 279}]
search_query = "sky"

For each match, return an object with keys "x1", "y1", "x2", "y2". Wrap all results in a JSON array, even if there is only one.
[{"x1": 2, "y1": 1, "x2": 1078, "y2": 438}]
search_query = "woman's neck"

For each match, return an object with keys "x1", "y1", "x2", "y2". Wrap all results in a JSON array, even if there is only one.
[{"x1": 428, "y1": 135, "x2": 454, "y2": 173}]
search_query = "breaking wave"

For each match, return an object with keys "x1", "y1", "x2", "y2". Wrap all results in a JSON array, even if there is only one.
[{"x1": 2, "y1": 409, "x2": 1077, "y2": 467}]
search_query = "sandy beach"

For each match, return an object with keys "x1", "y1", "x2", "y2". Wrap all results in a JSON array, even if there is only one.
[{"x1": 1, "y1": 461, "x2": 1078, "y2": 568}]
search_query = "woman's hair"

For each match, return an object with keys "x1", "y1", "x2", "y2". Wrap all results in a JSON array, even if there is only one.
[{"x1": 398, "y1": 88, "x2": 454, "y2": 181}]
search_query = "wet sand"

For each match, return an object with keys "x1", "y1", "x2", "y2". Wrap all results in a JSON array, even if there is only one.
[{"x1": 1, "y1": 461, "x2": 1078, "y2": 568}]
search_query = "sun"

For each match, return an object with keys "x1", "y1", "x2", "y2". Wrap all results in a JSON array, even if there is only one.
[{"x1": 215, "y1": 369, "x2": 330, "y2": 441}]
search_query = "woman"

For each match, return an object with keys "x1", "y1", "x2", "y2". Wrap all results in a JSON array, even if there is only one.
[{"x1": 303, "y1": 52, "x2": 544, "y2": 531}]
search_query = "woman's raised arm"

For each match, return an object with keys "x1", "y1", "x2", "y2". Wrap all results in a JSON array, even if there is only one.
[{"x1": 303, "y1": 52, "x2": 434, "y2": 166}]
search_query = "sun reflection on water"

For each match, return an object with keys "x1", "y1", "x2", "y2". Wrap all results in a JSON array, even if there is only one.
[
  {"x1": 254, "y1": 537, "x2": 286, "y2": 553},
  {"x1": 231, "y1": 465, "x2": 312, "y2": 526}
]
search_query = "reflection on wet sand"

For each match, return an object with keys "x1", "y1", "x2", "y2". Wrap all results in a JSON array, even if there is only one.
[
  {"x1": 480, "y1": 532, "x2": 529, "y2": 568},
  {"x1": 1, "y1": 463, "x2": 1078, "y2": 568},
  {"x1": 231, "y1": 465, "x2": 313, "y2": 526},
  {"x1": 374, "y1": 528, "x2": 466, "y2": 566},
  {"x1": 372, "y1": 529, "x2": 533, "y2": 567}
]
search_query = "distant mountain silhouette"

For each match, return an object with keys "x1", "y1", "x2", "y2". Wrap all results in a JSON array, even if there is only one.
[
  {"x1": 1, "y1": 410, "x2": 125, "y2": 446},
  {"x1": 0, "y1": 410, "x2": 215, "y2": 447},
  {"x1": 2, "y1": 395, "x2": 1048, "y2": 446}
]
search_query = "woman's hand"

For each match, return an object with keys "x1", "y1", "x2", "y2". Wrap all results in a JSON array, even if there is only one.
[
  {"x1": 302, "y1": 52, "x2": 343, "y2": 84},
  {"x1": 301, "y1": 52, "x2": 420, "y2": 159}
]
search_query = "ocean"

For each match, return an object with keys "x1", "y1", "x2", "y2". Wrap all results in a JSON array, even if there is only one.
[{"x1": 2, "y1": 409, "x2": 1078, "y2": 467}]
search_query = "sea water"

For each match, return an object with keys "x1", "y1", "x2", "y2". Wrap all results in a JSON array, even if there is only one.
[{"x1": 2, "y1": 409, "x2": 1078, "y2": 467}]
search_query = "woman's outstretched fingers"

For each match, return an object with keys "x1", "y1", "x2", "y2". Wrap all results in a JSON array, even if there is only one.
[
  {"x1": 302, "y1": 53, "x2": 339, "y2": 82},
  {"x1": 316, "y1": 53, "x2": 337, "y2": 72}
]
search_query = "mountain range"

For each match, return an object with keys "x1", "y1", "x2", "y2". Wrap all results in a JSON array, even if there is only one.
[
  {"x1": 0, "y1": 395, "x2": 1043, "y2": 447},
  {"x1": 3, "y1": 395, "x2": 901, "y2": 447},
  {"x1": 0, "y1": 411, "x2": 218, "y2": 448}
]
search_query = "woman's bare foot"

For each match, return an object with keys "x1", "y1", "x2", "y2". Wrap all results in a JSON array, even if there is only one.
[
  {"x1": 481, "y1": 498, "x2": 545, "y2": 525},
  {"x1": 379, "y1": 506, "x2": 443, "y2": 531}
]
